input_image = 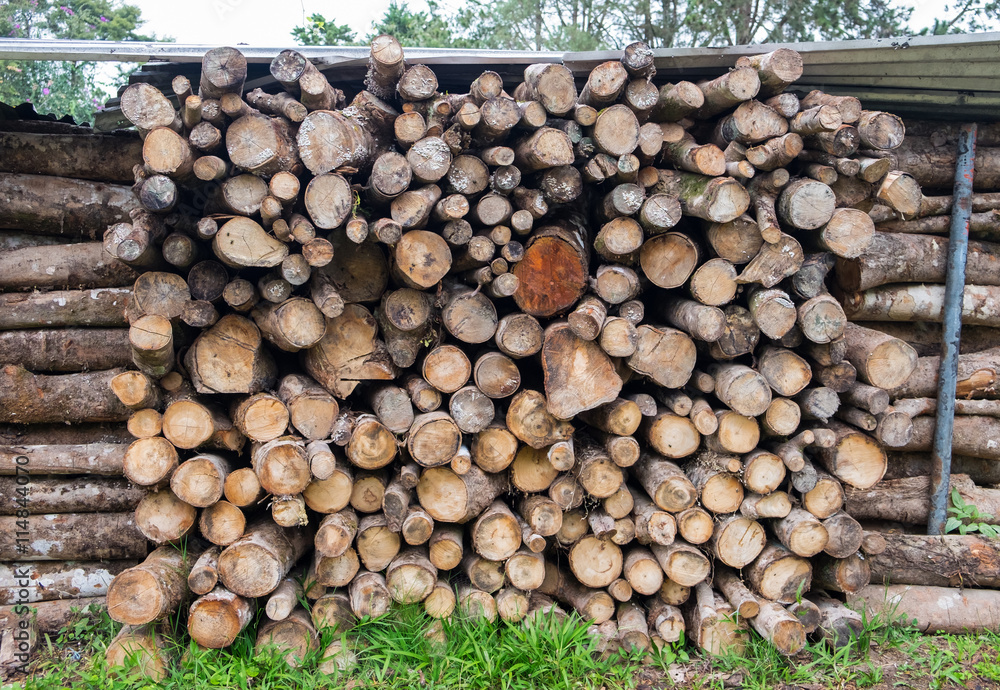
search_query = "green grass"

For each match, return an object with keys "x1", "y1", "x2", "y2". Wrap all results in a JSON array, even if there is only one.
[
  {"x1": 701, "y1": 607, "x2": 1000, "y2": 690},
  {"x1": 15, "y1": 599, "x2": 1000, "y2": 690},
  {"x1": 19, "y1": 604, "x2": 685, "y2": 690}
]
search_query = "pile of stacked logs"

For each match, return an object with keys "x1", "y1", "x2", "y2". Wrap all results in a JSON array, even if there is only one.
[
  {"x1": 0, "y1": 115, "x2": 150, "y2": 670},
  {"x1": 1, "y1": 35, "x2": 995, "y2": 676},
  {"x1": 832, "y1": 120, "x2": 1000, "y2": 632}
]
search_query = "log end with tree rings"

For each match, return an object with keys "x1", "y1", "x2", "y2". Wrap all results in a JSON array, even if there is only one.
[
  {"x1": 394, "y1": 231, "x2": 452, "y2": 289},
  {"x1": 512, "y1": 220, "x2": 590, "y2": 318},
  {"x1": 819, "y1": 208, "x2": 875, "y2": 259},
  {"x1": 712, "y1": 516, "x2": 766, "y2": 568},
  {"x1": 640, "y1": 232, "x2": 699, "y2": 289},
  {"x1": 304, "y1": 174, "x2": 354, "y2": 231},
  {"x1": 777, "y1": 179, "x2": 836, "y2": 231}
]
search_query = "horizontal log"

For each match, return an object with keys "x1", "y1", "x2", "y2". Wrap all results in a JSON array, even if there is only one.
[
  {"x1": 0, "y1": 230, "x2": 86, "y2": 251},
  {"x1": 0, "y1": 477, "x2": 145, "y2": 514},
  {"x1": 0, "y1": 424, "x2": 132, "y2": 445},
  {"x1": 0, "y1": 173, "x2": 138, "y2": 238},
  {"x1": 0, "y1": 131, "x2": 142, "y2": 183},
  {"x1": 867, "y1": 533, "x2": 1000, "y2": 588},
  {"x1": 0, "y1": 561, "x2": 136, "y2": 604},
  {"x1": 888, "y1": 139, "x2": 1000, "y2": 191},
  {"x1": 0, "y1": 367, "x2": 130, "y2": 424},
  {"x1": 836, "y1": 233, "x2": 1000, "y2": 292},
  {"x1": 0, "y1": 243, "x2": 138, "y2": 291},
  {"x1": 901, "y1": 415, "x2": 1000, "y2": 460},
  {"x1": 0, "y1": 512, "x2": 147, "y2": 560},
  {"x1": 845, "y1": 474, "x2": 1000, "y2": 525},
  {"x1": 0, "y1": 443, "x2": 127, "y2": 477},
  {"x1": 842, "y1": 284, "x2": 1000, "y2": 328},
  {"x1": 849, "y1": 584, "x2": 1000, "y2": 634},
  {"x1": 0, "y1": 289, "x2": 130, "y2": 330},
  {"x1": 0, "y1": 329, "x2": 130, "y2": 371},
  {"x1": 889, "y1": 347, "x2": 1000, "y2": 399},
  {"x1": 0, "y1": 596, "x2": 106, "y2": 633},
  {"x1": 884, "y1": 452, "x2": 1000, "y2": 485}
]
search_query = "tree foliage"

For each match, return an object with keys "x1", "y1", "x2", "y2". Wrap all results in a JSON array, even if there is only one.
[
  {"x1": 293, "y1": 1, "x2": 458, "y2": 48},
  {"x1": 294, "y1": 0, "x2": 999, "y2": 51},
  {"x1": 290, "y1": 13, "x2": 358, "y2": 46},
  {"x1": 0, "y1": 0, "x2": 157, "y2": 123}
]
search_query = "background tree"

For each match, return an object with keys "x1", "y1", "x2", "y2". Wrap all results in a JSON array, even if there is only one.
[
  {"x1": 296, "y1": 0, "x2": 999, "y2": 51},
  {"x1": 293, "y1": 1, "x2": 457, "y2": 48},
  {"x1": 0, "y1": 0, "x2": 158, "y2": 123},
  {"x1": 290, "y1": 14, "x2": 358, "y2": 46}
]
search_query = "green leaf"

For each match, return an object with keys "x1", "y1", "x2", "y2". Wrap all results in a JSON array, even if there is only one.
[
  {"x1": 951, "y1": 487, "x2": 967, "y2": 509},
  {"x1": 945, "y1": 517, "x2": 962, "y2": 533}
]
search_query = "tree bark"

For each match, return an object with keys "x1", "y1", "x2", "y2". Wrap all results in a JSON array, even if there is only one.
[
  {"x1": 849, "y1": 584, "x2": 1000, "y2": 634},
  {"x1": 0, "y1": 242, "x2": 137, "y2": 291},
  {"x1": 0, "y1": 173, "x2": 137, "y2": 238},
  {"x1": 846, "y1": 474, "x2": 1000, "y2": 525}
]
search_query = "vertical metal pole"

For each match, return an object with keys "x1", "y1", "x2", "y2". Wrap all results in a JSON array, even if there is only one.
[{"x1": 928, "y1": 122, "x2": 977, "y2": 535}]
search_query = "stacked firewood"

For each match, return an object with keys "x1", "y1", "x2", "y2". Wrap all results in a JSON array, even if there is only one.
[
  {"x1": 0, "y1": 36, "x2": 954, "y2": 672},
  {"x1": 824, "y1": 120, "x2": 1000, "y2": 631},
  {"x1": 0, "y1": 114, "x2": 150, "y2": 670}
]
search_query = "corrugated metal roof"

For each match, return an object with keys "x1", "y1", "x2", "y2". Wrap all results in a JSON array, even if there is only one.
[{"x1": 1, "y1": 32, "x2": 997, "y2": 128}]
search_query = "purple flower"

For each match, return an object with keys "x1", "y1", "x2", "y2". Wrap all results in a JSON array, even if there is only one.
[
  {"x1": 13, "y1": 23, "x2": 21, "y2": 29},
  {"x1": 99, "y1": 15, "x2": 109, "y2": 22},
  {"x1": 60, "y1": 5, "x2": 74, "y2": 15},
  {"x1": 42, "y1": 87, "x2": 50, "y2": 95}
]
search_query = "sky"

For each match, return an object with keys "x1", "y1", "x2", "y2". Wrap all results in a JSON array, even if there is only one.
[{"x1": 127, "y1": 0, "x2": 950, "y2": 46}]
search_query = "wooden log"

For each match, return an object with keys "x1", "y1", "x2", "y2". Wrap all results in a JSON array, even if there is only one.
[
  {"x1": 539, "y1": 322, "x2": 622, "y2": 420},
  {"x1": 751, "y1": 599, "x2": 806, "y2": 656},
  {"x1": 568, "y1": 535, "x2": 623, "y2": 584},
  {"x1": 218, "y1": 520, "x2": 312, "y2": 598},
  {"x1": 844, "y1": 284, "x2": 1000, "y2": 329},
  {"x1": 651, "y1": 170, "x2": 750, "y2": 224},
  {"x1": 0, "y1": 241, "x2": 137, "y2": 291},
  {"x1": 0, "y1": 561, "x2": 135, "y2": 605},
  {"x1": 746, "y1": 543, "x2": 811, "y2": 604},
  {"x1": 849, "y1": 584, "x2": 1000, "y2": 634},
  {"x1": 0, "y1": 173, "x2": 137, "y2": 237},
  {"x1": 884, "y1": 451, "x2": 1000, "y2": 484},
  {"x1": 710, "y1": 514, "x2": 766, "y2": 568},
  {"x1": 417, "y1": 465, "x2": 506, "y2": 523},
  {"x1": 108, "y1": 544, "x2": 202, "y2": 625},
  {"x1": 0, "y1": 130, "x2": 141, "y2": 183},
  {"x1": 512, "y1": 216, "x2": 589, "y2": 318},
  {"x1": 894, "y1": 412, "x2": 1000, "y2": 461},
  {"x1": 188, "y1": 586, "x2": 255, "y2": 649},
  {"x1": 385, "y1": 548, "x2": 437, "y2": 604},
  {"x1": 0, "y1": 288, "x2": 130, "y2": 329},
  {"x1": 255, "y1": 606, "x2": 318, "y2": 667},
  {"x1": 890, "y1": 346, "x2": 1000, "y2": 399},
  {"x1": 0, "y1": 476, "x2": 142, "y2": 515},
  {"x1": 842, "y1": 322, "x2": 917, "y2": 390},
  {"x1": 134, "y1": 489, "x2": 196, "y2": 545},
  {"x1": 104, "y1": 624, "x2": 170, "y2": 680},
  {"x1": 0, "y1": 439, "x2": 129, "y2": 476},
  {"x1": 188, "y1": 547, "x2": 222, "y2": 596},
  {"x1": 838, "y1": 234, "x2": 1000, "y2": 292},
  {"x1": 736, "y1": 233, "x2": 804, "y2": 288},
  {"x1": 867, "y1": 533, "x2": 1000, "y2": 588},
  {"x1": 650, "y1": 542, "x2": 710, "y2": 587},
  {"x1": 845, "y1": 474, "x2": 1000, "y2": 525},
  {"x1": 0, "y1": 367, "x2": 128, "y2": 424},
  {"x1": 0, "y1": 328, "x2": 128, "y2": 372},
  {"x1": 684, "y1": 583, "x2": 743, "y2": 656}
]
